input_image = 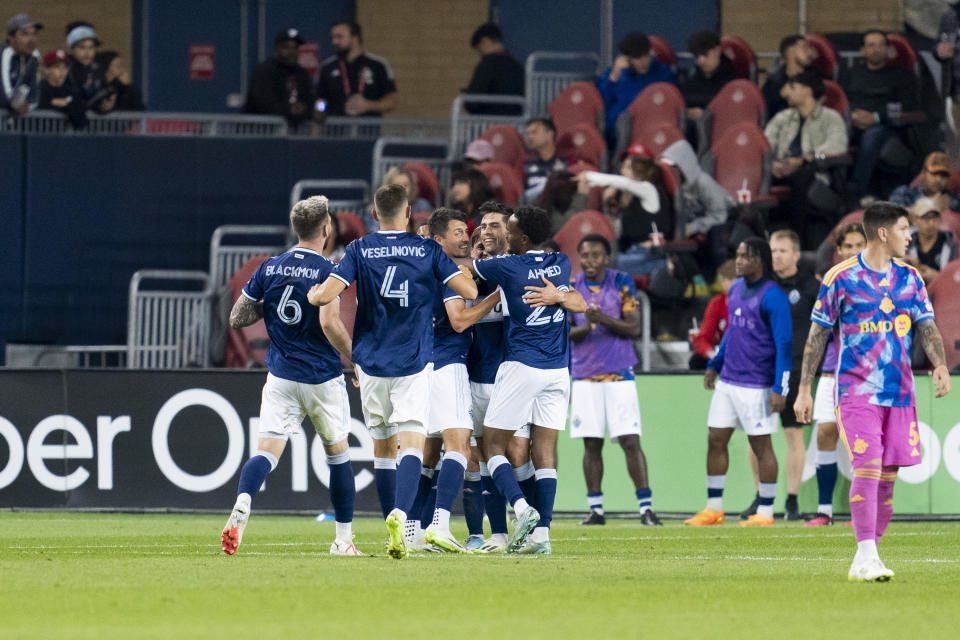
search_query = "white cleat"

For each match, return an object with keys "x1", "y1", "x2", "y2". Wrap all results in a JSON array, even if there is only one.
[
  {"x1": 329, "y1": 538, "x2": 364, "y2": 556},
  {"x1": 848, "y1": 557, "x2": 895, "y2": 582},
  {"x1": 478, "y1": 533, "x2": 508, "y2": 553},
  {"x1": 403, "y1": 519, "x2": 431, "y2": 551},
  {"x1": 424, "y1": 524, "x2": 467, "y2": 553},
  {"x1": 221, "y1": 504, "x2": 249, "y2": 555}
]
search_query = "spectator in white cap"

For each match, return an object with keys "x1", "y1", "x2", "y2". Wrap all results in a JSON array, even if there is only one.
[
  {"x1": 907, "y1": 196, "x2": 959, "y2": 285},
  {"x1": 1, "y1": 13, "x2": 42, "y2": 116},
  {"x1": 463, "y1": 139, "x2": 494, "y2": 170}
]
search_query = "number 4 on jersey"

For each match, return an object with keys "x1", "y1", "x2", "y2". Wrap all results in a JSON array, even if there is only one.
[
  {"x1": 380, "y1": 265, "x2": 409, "y2": 307},
  {"x1": 524, "y1": 305, "x2": 565, "y2": 326}
]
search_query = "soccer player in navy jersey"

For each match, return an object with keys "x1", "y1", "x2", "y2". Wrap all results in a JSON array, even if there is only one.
[
  {"x1": 307, "y1": 184, "x2": 478, "y2": 559},
  {"x1": 221, "y1": 196, "x2": 362, "y2": 556},
  {"x1": 474, "y1": 206, "x2": 587, "y2": 554}
]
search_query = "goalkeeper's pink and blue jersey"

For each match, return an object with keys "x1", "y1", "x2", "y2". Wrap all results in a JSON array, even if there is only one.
[{"x1": 811, "y1": 253, "x2": 935, "y2": 407}]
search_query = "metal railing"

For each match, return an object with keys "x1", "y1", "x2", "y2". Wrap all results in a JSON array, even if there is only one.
[
  {"x1": 525, "y1": 51, "x2": 602, "y2": 118},
  {"x1": 637, "y1": 290, "x2": 652, "y2": 372},
  {"x1": 209, "y1": 225, "x2": 291, "y2": 289},
  {"x1": 16, "y1": 345, "x2": 128, "y2": 368},
  {"x1": 371, "y1": 137, "x2": 451, "y2": 204},
  {"x1": 127, "y1": 270, "x2": 214, "y2": 369},
  {"x1": 315, "y1": 116, "x2": 449, "y2": 140},
  {"x1": 449, "y1": 94, "x2": 528, "y2": 161},
  {"x1": 3, "y1": 110, "x2": 287, "y2": 137},
  {"x1": 289, "y1": 179, "x2": 371, "y2": 215}
]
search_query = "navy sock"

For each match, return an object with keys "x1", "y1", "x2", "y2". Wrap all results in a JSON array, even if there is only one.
[
  {"x1": 481, "y1": 473, "x2": 508, "y2": 534},
  {"x1": 534, "y1": 469, "x2": 558, "y2": 529},
  {"x1": 394, "y1": 449, "x2": 424, "y2": 516},
  {"x1": 373, "y1": 460, "x2": 396, "y2": 519},
  {"x1": 435, "y1": 452, "x2": 466, "y2": 513},
  {"x1": 421, "y1": 468, "x2": 439, "y2": 524},
  {"x1": 636, "y1": 487, "x2": 652, "y2": 513},
  {"x1": 409, "y1": 468, "x2": 434, "y2": 524},
  {"x1": 237, "y1": 454, "x2": 273, "y2": 500},
  {"x1": 518, "y1": 475, "x2": 537, "y2": 505},
  {"x1": 489, "y1": 456, "x2": 524, "y2": 506},
  {"x1": 463, "y1": 478, "x2": 484, "y2": 536},
  {"x1": 327, "y1": 453, "x2": 355, "y2": 524},
  {"x1": 817, "y1": 462, "x2": 838, "y2": 507}
]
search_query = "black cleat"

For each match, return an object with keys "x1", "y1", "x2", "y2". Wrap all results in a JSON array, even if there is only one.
[
  {"x1": 784, "y1": 498, "x2": 802, "y2": 521},
  {"x1": 640, "y1": 510, "x2": 663, "y2": 526},
  {"x1": 739, "y1": 495, "x2": 759, "y2": 520},
  {"x1": 580, "y1": 510, "x2": 606, "y2": 525}
]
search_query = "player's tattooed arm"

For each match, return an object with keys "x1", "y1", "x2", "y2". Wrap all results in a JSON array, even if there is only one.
[
  {"x1": 916, "y1": 319, "x2": 947, "y2": 369},
  {"x1": 799, "y1": 323, "x2": 831, "y2": 387},
  {"x1": 229, "y1": 296, "x2": 263, "y2": 329}
]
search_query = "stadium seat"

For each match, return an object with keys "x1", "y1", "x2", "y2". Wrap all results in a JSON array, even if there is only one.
[
  {"x1": 720, "y1": 35, "x2": 756, "y2": 81},
  {"x1": 633, "y1": 121, "x2": 685, "y2": 158},
  {"x1": 940, "y1": 210, "x2": 960, "y2": 240},
  {"x1": 885, "y1": 33, "x2": 919, "y2": 75},
  {"x1": 548, "y1": 81, "x2": 605, "y2": 135},
  {"x1": 697, "y1": 79, "x2": 766, "y2": 156},
  {"x1": 656, "y1": 159, "x2": 680, "y2": 197},
  {"x1": 805, "y1": 34, "x2": 839, "y2": 80},
  {"x1": 568, "y1": 160, "x2": 605, "y2": 210},
  {"x1": 701, "y1": 121, "x2": 772, "y2": 203},
  {"x1": 648, "y1": 35, "x2": 678, "y2": 71},
  {"x1": 479, "y1": 162, "x2": 524, "y2": 207},
  {"x1": 334, "y1": 211, "x2": 366, "y2": 243},
  {"x1": 822, "y1": 79, "x2": 850, "y2": 125},
  {"x1": 223, "y1": 255, "x2": 271, "y2": 369},
  {"x1": 403, "y1": 161, "x2": 440, "y2": 206},
  {"x1": 556, "y1": 122, "x2": 607, "y2": 168},
  {"x1": 616, "y1": 82, "x2": 685, "y2": 158},
  {"x1": 927, "y1": 258, "x2": 960, "y2": 369},
  {"x1": 479, "y1": 124, "x2": 527, "y2": 167},
  {"x1": 553, "y1": 209, "x2": 616, "y2": 274}
]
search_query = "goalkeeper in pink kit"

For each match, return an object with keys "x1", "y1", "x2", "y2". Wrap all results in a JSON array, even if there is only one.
[{"x1": 794, "y1": 202, "x2": 951, "y2": 582}]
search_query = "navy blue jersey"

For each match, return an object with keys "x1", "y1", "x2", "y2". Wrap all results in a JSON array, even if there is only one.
[
  {"x1": 242, "y1": 247, "x2": 343, "y2": 384},
  {"x1": 473, "y1": 251, "x2": 572, "y2": 370},
  {"x1": 332, "y1": 230, "x2": 460, "y2": 377},
  {"x1": 467, "y1": 277, "x2": 505, "y2": 384},
  {"x1": 433, "y1": 284, "x2": 472, "y2": 369}
]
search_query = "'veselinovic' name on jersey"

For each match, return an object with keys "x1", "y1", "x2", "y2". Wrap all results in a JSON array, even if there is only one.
[
  {"x1": 242, "y1": 247, "x2": 343, "y2": 384},
  {"x1": 473, "y1": 250, "x2": 572, "y2": 370},
  {"x1": 332, "y1": 230, "x2": 461, "y2": 377}
]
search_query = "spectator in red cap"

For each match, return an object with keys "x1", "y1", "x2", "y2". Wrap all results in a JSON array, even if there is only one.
[
  {"x1": 1, "y1": 12, "x2": 42, "y2": 116},
  {"x1": 889, "y1": 151, "x2": 960, "y2": 211},
  {"x1": 39, "y1": 49, "x2": 87, "y2": 128}
]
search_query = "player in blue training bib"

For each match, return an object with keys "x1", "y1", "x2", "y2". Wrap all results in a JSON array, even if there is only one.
[
  {"x1": 221, "y1": 196, "x2": 362, "y2": 557},
  {"x1": 473, "y1": 206, "x2": 587, "y2": 554},
  {"x1": 307, "y1": 184, "x2": 478, "y2": 559}
]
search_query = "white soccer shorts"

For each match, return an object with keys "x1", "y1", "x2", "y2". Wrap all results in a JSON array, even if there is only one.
[
  {"x1": 484, "y1": 361, "x2": 570, "y2": 431},
  {"x1": 813, "y1": 375, "x2": 837, "y2": 425},
  {"x1": 355, "y1": 363, "x2": 432, "y2": 439},
  {"x1": 258, "y1": 372, "x2": 351, "y2": 445},
  {"x1": 707, "y1": 379, "x2": 778, "y2": 436},
  {"x1": 569, "y1": 379, "x2": 642, "y2": 441},
  {"x1": 427, "y1": 363, "x2": 472, "y2": 436},
  {"x1": 470, "y1": 380, "x2": 494, "y2": 438}
]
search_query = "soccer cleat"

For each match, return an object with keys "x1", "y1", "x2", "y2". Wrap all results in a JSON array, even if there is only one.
[
  {"x1": 640, "y1": 510, "x2": 663, "y2": 526},
  {"x1": 464, "y1": 535, "x2": 485, "y2": 551},
  {"x1": 803, "y1": 513, "x2": 834, "y2": 527},
  {"x1": 848, "y1": 557, "x2": 895, "y2": 582},
  {"x1": 220, "y1": 504, "x2": 249, "y2": 555},
  {"x1": 580, "y1": 510, "x2": 606, "y2": 525},
  {"x1": 403, "y1": 519, "x2": 430, "y2": 551},
  {"x1": 739, "y1": 513, "x2": 775, "y2": 527},
  {"x1": 479, "y1": 534, "x2": 508, "y2": 553},
  {"x1": 385, "y1": 508, "x2": 408, "y2": 560},
  {"x1": 684, "y1": 508, "x2": 724, "y2": 526},
  {"x1": 506, "y1": 506, "x2": 540, "y2": 553},
  {"x1": 516, "y1": 539, "x2": 552, "y2": 555},
  {"x1": 424, "y1": 525, "x2": 467, "y2": 553},
  {"x1": 329, "y1": 538, "x2": 364, "y2": 556},
  {"x1": 784, "y1": 503, "x2": 802, "y2": 521},
  {"x1": 739, "y1": 495, "x2": 759, "y2": 520}
]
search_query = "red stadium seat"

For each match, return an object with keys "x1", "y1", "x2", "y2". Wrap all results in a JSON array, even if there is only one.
[
  {"x1": 556, "y1": 122, "x2": 607, "y2": 168},
  {"x1": 698, "y1": 79, "x2": 765, "y2": 155},
  {"x1": 655, "y1": 159, "x2": 680, "y2": 197},
  {"x1": 568, "y1": 160, "x2": 605, "y2": 209},
  {"x1": 885, "y1": 33, "x2": 919, "y2": 75},
  {"x1": 403, "y1": 162, "x2": 439, "y2": 206},
  {"x1": 837, "y1": 209, "x2": 864, "y2": 227},
  {"x1": 805, "y1": 34, "x2": 839, "y2": 80},
  {"x1": 479, "y1": 162, "x2": 524, "y2": 207},
  {"x1": 223, "y1": 255, "x2": 271, "y2": 369},
  {"x1": 704, "y1": 122, "x2": 771, "y2": 202},
  {"x1": 334, "y1": 211, "x2": 365, "y2": 243},
  {"x1": 927, "y1": 259, "x2": 960, "y2": 369},
  {"x1": 940, "y1": 210, "x2": 960, "y2": 240},
  {"x1": 618, "y1": 82, "x2": 685, "y2": 157},
  {"x1": 548, "y1": 81, "x2": 605, "y2": 135},
  {"x1": 479, "y1": 124, "x2": 527, "y2": 167},
  {"x1": 648, "y1": 35, "x2": 677, "y2": 70},
  {"x1": 553, "y1": 209, "x2": 615, "y2": 274},
  {"x1": 822, "y1": 80, "x2": 849, "y2": 119},
  {"x1": 633, "y1": 121, "x2": 685, "y2": 158},
  {"x1": 720, "y1": 35, "x2": 756, "y2": 81}
]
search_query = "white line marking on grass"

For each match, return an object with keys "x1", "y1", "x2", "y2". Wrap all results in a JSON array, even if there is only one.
[{"x1": 550, "y1": 531, "x2": 950, "y2": 542}]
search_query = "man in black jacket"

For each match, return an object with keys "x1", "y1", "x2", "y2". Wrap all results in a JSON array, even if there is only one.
[
  {"x1": 680, "y1": 30, "x2": 737, "y2": 125},
  {"x1": 761, "y1": 35, "x2": 812, "y2": 117},
  {"x1": 463, "y1": 22, "x2": 524, "y2": 115},
  {"x1": 1, "y1": 13, "x2": 42, "y2": 116},
  {"x1": 245, "y1": 29, "x2": 314, "y2": 128}
]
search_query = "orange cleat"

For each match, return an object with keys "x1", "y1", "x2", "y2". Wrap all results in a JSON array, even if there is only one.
[
  {"x1": 684, "y1": 508, "x2": 725, "y2": 526},
  {"x1": 739, "y1": 513, "x2": 775, "y2": 527}
]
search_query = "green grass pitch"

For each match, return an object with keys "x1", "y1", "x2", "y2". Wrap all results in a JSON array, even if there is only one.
[{"x1": 2, "y1": 512, "x2": 959, "y2": 639}]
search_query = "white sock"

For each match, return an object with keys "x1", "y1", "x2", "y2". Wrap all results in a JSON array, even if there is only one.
[
  {"x1": 513, "y1": 497, "x2": 530, "y2": 516},
  {"x1": 335, "y1": 521, "x2": 352, "y2": 541},
  {"x1": 706, "y1": 497, "x2": 723, "y2": 511},
  {"x1": 818, "y1": 504, "x2": 834, "y2": 518},
  {"x1": 235, "y1": 493, "x2": 251, "y2": 510},
  {"x1": 757, "y1": 503, "x2": 774, "y2": 519},
  {"x1": 432, "y1": 508, "x2": 451, "y2": 531},
  {"x1": 490, "y1": 533, "x2": 507, "y2": 544},
  {"x1": 857, "y1": 539, "x2": 879, "y2": 561},
  {"x1": 531, "y1": 526, "x2": 549, "y2": 543}
]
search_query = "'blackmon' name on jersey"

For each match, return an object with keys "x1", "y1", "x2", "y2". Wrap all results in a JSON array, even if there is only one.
[{"x1": 263, "y1": 265, "x2": 323, "y2": 279}]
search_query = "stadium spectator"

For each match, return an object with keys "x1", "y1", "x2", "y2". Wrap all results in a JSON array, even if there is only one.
[
  {"x1": 38, "y1": 49, "x2": 77, "y2": 112},
  {"x1": 906, "y1": 197, "x2": 959, "y2": 285},
  {"x1": 1, "y1": 13, "x2": 41, "y2": 116},
  {"x1": 536, "y1": 170, "x2": 589, "y2": 233},
  {"x1": 661, "y1": 138, "x2": 733, "y2": 241},
  {"x1": 761, "y1": 35, "x2": 812, "y2": 117},
  {"x1": 463, "y1": 138, "x2": 494, "y2": 170},
  {"x1": 244, "y1": 29, "x2": 313, "y2": 128},
  {"x1": 522, "y1": 117, "x2": 570, "y2": 200},
  {"x1": 889, "y1": 151, "x2": 960, "y2": 211},
  {"x1": 597, "y1": 31, "x2": 674, "y2": 149},
  {"x1": 764, "y1": 69, "x2": 848, "y2": 250},
  {"x1": 447, "y1": 168, "x2": 495, "y2": 228},
  {"x1": 463, "y1": 22, "x2": 524, "y2": 115},
  {"x1": 689, "y1": 259, "x2": 736, "y2": 369},
  {"x1": 315, "y1": 21, "x2": 397, "y2": 117},
  {"x1": 94, "y1": 51, "x2": 144, "y2": 112},
  {"x1": 936, "y1": 5, "x2": 960, "y2": 157},
  {"x1": 840, "y1": 30, "x2": 919, "y2": 200},
  {"x1": 65, "y1": 24, "x2": 110, "y2": 112},
  {"x1": 384, "y1": 166, "x2": 433, "y2": 215},
  {"x1": 680, "y1": 30, "x2": 737, "y2": 131},
  {"x1": 569, "y1": 234, "x2": 662, "y2": 527}
]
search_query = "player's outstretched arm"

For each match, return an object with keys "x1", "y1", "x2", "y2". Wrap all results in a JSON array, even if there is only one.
[
  {"x1": 318, "y1": 297, "x2": 352, "y2": 363},
  {"x1": 794, "y1": 323, "x2": 831, "y2": 423},
  {"x1": 445, "y1": 288, "x2": 501, "y2": 333},
  {"x1": 917, "y1": 319, "x2": 952, "y2": 398},
  {"x1": 523, "y1": 275, "x2": 587, "y2": 312},
  {"x1": 307, "y1": 276, "x2": 347, "y2": 307},
  {"x1": 446, "y1": 268, "x2": 479, "y2": 301},
  {"x1": 229, "y1": 295, "x2": 263, "y2": 329}
]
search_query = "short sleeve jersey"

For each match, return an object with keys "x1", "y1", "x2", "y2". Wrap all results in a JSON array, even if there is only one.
[
  {"x1": 473, "y1": 251, "x2": 572, "y2": 370},
  {"x1": 315, "y1": 53, "x2": 396, "y2": 117},
  {"x1": 433, "y1": 284, "x2": 472, "y2": 369},
  {"x1": 332, "y1": 230, "x2": 460, "y2": 377},
  {"x1": 467, "y1": 277, "x2": 505, "y2": 384},
  {"x1": 242, "y1": 247, "x2": 342, "y2": 384},
  {"x1": 811, "y1": 254, "x2": 935, "y2": 407}
]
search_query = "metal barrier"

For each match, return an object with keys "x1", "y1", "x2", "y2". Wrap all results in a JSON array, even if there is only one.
[
  {"x1": 524, "y1": 51, "x2": 602, "y2": 118},
  {"x1": 4, "y1": 110, "x2": 287, "y2": 137},
  {"x1": 315, "y1": 117, "x2": 449, "y2": 140},
  {"x1": 10, "y1": 344, "x2": 128, "y2": 368},
  {"x1": 127, "y1": 270, "x2": 214, "y2": 369},
  {"x1": 637, "y1": 289, "x2": 652, "y2": 372},
  {"x1": 209, "y1": 225, "x2": 291, "y2": 289},
  {"x1": 289, "y1": 179, "x2": 371, "y2": 214},
  {"x1": 448, "y1": 95, "x2": 528, "y2": 161},
  {"x1": 371, "y1": 137, "x2": 451, "y2": 204}
]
